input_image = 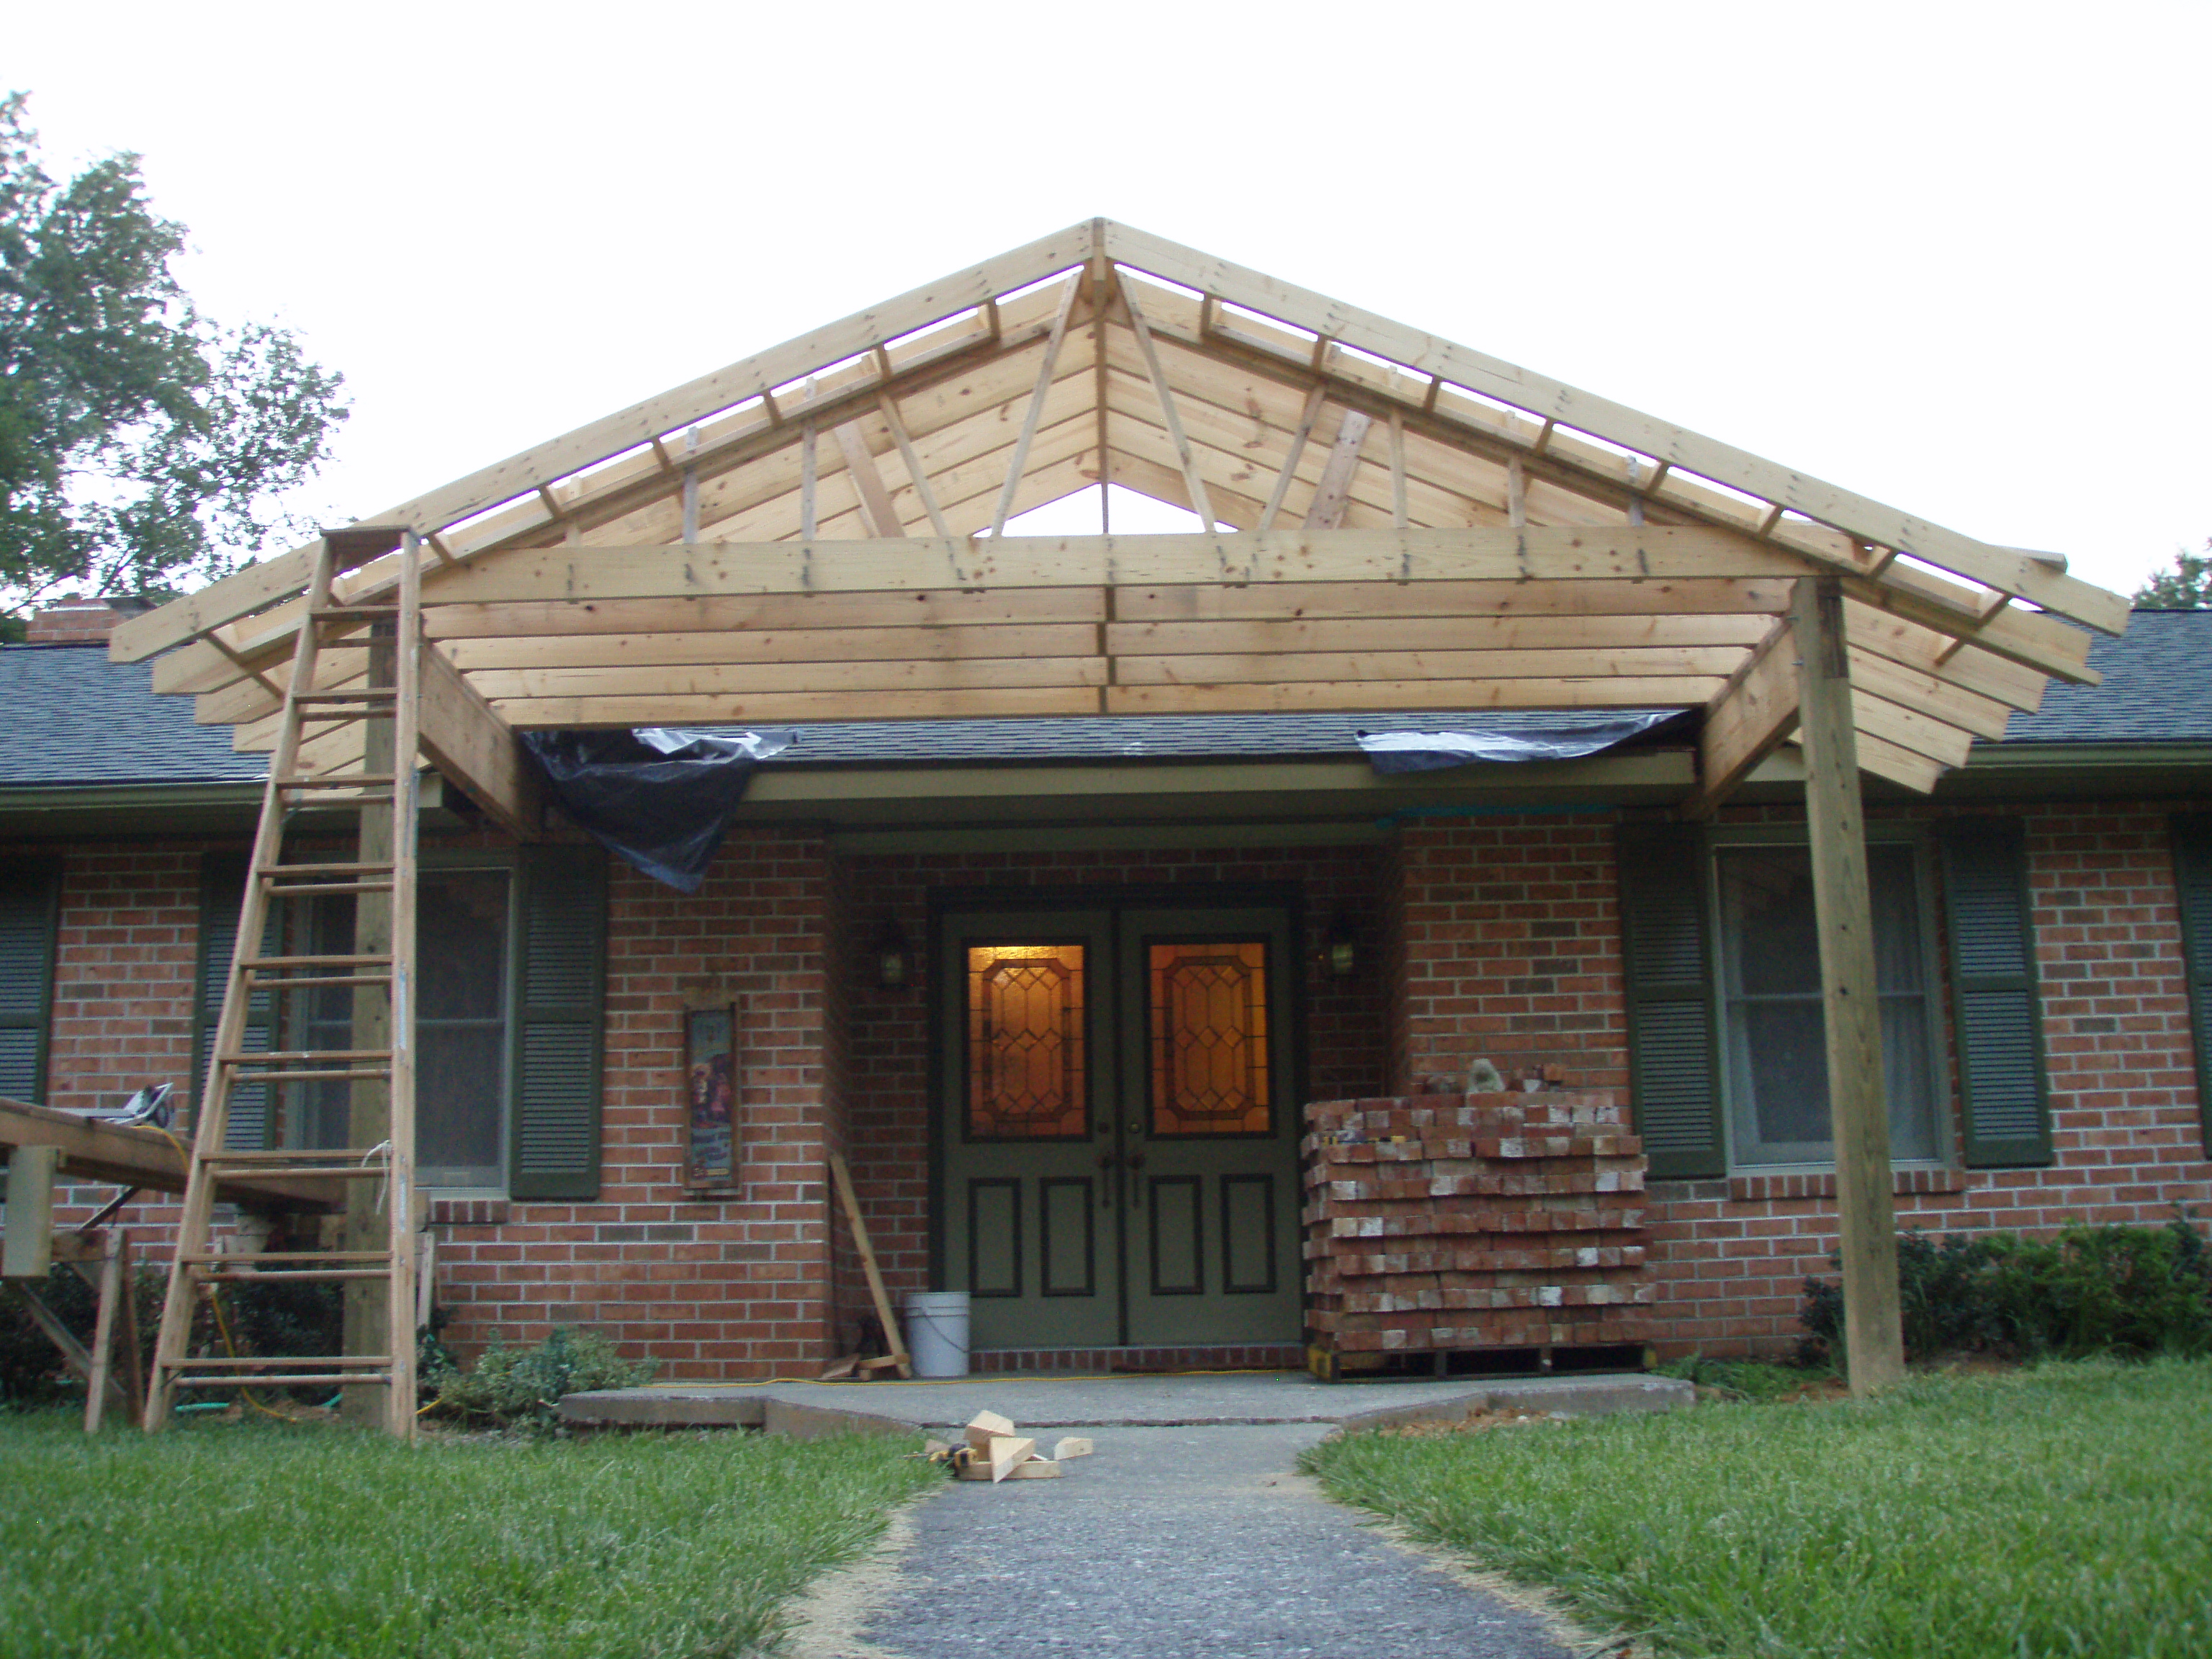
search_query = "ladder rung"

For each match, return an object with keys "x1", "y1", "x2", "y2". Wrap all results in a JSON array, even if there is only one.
[
  {"x1": 276, "y1": 773, "x2": 398, "y2": 790},
  {"x1": 214, "y1": 1067, "x2": 390, "y2": 1084},
  {"x1": 263, "y1": 880, "x2": 395, "y2": 896},
  {"x1": 294, "y1": 689, "x2": 397, "y2": 703},
  {"x1": 166, "y1": 1353, "x2": 394, "y2": 1370},
  {"x1": 174, "y1": 1374, "x2": 393, "y2": 1389},
  {"x1": 240, "y1": 954, "x2": 394, "y2": 969},
  {"x1": 217, "y1": 1049, "x2": 392, "y2": 1064},
  {"x1": 259, "y1": 863, "x2": 396, "y2": 877},
  {"x1": 204, "y1": 1148, "x2": 395, "y2": 1164},
  {"x1": 205, "y1": 1161, "x2": 391, "y2": 1179},
  {"x1": 180, "y1": 1250, "x2": 395, "y2": 1265},
  {"x1": 198, "y1": 1266, "x2": 394, "y2": 1283},
  {"x1": 310, "y1": 603, "x2": 400, "y2": 618},
  {"x1": 246, "y1": 972, "x2": 392, "y2": 991}
]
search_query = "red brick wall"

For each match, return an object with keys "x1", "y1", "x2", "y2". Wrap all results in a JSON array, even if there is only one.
[
  {"x1": 832, "y1": 842, "x2": 1390, "y2": 1316},
  {"x1": 1389, "y1": 814, "x2": 1631, "y2": 1097},
  {"x1": 1641, "y1": 802, "x2": 2212, "y2": 1358}
]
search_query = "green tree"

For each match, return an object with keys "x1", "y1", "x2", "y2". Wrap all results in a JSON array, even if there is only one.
[
  {"x1": 0, "y1": 92, "x2": 346, "y2": 622},
  {"x1": 2134, "y1": 540, "x2": 2212, "y2": 609}
]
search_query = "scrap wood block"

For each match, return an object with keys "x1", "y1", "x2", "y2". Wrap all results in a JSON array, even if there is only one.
[
  {"x1": 1051, "y1": 1436, "x2": 1093, "y2": 1460},
  {"x1": 963, "y1": 1409, "x2": 1015, "y2": 1454},
  {"x1": 988, "y1": 1434, "x2": 1035, "y2": 1482}
]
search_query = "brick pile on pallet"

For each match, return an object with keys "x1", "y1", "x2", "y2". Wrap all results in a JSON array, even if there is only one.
[{"x1": 1303, "y1": 1092, "x2": 1650, "y2": 1368}]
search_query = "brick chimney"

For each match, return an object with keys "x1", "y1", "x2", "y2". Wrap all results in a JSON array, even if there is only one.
[{"x1": 23, "y1": 595, "x2": 155, "y2": 644}]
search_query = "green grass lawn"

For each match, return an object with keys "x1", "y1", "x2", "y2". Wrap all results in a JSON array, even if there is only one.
[
  {"x1": 0, "y1": 1413, "x2": 937, "y2": 1659},
  {"x1": 1305, "y1": 1358, "x2": 2212, "y2": 1659}
]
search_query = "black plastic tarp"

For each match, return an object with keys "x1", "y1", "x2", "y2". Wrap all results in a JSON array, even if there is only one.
[
  {"x1": 1356, "y1": 711, "x2": 1686, "y2": 774},
  {"x1": 522, "y1": 728, "x2": 793, "y2": 894}
]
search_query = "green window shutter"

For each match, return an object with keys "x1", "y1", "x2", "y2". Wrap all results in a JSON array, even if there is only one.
[
  {"x1": 1937, "y1": 819, "x2": 2052, "y2": 1167},
  {"x1": 1617, "y1": 825, "x2": 1723, "y2": 1179},
  {"x1": 194, "y1": 854, "x2": 279, "y2": 1151},
  {"x1": 2170, "y1": 817, "x2": 2212, "y2": 1154},
  {"x1": 510, "y1": 844, "x2": 607, "y2": 1200},
  {"x1": 0, "y1": 857, "x2": 62, "y2": 1104}
]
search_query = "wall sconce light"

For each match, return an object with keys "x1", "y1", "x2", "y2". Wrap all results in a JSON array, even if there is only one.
[
  {"x1": 1326, "y1": 912, "x2": 1358, "y2": 979},
  {"x1": 874, "y1": 919, "x2": 910, "y2": 989}
]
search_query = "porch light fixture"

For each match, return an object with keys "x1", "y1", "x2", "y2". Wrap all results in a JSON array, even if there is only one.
[
  {"x1": 1326, "y1": 912, "x2": 1358, "y2": 980},
  {"x1": 873, "y1": 919, "x2": 911, "y2": 989}
]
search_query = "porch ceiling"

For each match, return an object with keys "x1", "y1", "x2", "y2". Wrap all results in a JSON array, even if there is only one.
[{"x1": 111, "y1": 219, "x2": 2129, "y2": 808}]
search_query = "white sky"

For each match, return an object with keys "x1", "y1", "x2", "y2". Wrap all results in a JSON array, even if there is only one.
[{"x1": 12, "y1": 0, "x2": 2209, "y2": 598}]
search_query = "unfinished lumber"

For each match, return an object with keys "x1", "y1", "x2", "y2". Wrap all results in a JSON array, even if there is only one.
[
  {"x1": 830, "y1": 1151, "x2": 911, "y2": 1380},
  {"x1": 988, "y1": 1434, "x2": 1035, "y2": 1483},
  {"x1": 1051, "y1": 1436, "x2": 1094, "y2": 1460},
  {"x1": 963, "y1": 1409, "x2": 1015, "y2": 1453}
]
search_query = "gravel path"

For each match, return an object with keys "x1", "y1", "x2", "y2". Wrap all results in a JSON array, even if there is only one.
[{"x1": 796, "y1": 1423, "x2": 1578, "y2": 1659}]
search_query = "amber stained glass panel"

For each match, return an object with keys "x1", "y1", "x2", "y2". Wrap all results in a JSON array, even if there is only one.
[
  {"x1": 1148, "y1": 941, "x2": 1271, "y2": 1137},
  {"x1": 966, "y1": 944, "x2": 1087, "y2": 1140}
]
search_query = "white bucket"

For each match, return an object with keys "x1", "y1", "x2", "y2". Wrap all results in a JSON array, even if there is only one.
[{"x1": 903, "y1": 1290, "x2": 971, "y2": 1378}]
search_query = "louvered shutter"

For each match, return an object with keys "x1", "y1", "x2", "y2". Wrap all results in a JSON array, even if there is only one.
[
  {"x1": 194, "y1": 854, "x2": 280, "y2": 1151},
  {"x1": 2170, "y1": 817, "x2": 2212, "y2": 1154},
  {"x1": 1617, "y1": 826, "x2": 1723, "y2": 1178},
  {"x1": 509, "y1": 844, "x2": 606, "y2": 1199},
  {"x1": 0, "y1": 858, "x2": 61, "y2": 1103},
  {"x1": 1937, "y1": 819, "x2": 2051, "y2": 1167}
]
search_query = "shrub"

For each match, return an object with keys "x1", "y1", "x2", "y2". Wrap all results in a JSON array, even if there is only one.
[
  {"x1": 428, "y1": 1326, "x2": 657, "y2": 1431},
  {"x1": 1802, "y1": 1208, "x2": 2212, "y2": 1366}
]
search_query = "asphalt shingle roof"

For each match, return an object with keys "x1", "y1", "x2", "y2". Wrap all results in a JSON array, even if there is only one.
[
  {"x1": 5, "y1": 611, "x2": 2208, "y2": 788},
  {"x1": 0, "y1": 644, "x2": 265, "y2": 786}
]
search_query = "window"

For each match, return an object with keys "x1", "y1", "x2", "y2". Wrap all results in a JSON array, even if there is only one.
[
  {"x1": 1620, "y1": 820, "x2": 2051, "y2": 1179},
  {"x1": 196, "y1": 845, "x2": 606, "y2": 1197},
  {"x1": 1714, "y1": 841, "x2": 1940, "y2": 1168}
]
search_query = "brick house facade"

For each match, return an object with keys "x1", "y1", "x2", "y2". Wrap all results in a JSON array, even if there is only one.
[{"x1": 6, "y1": 600, "x2": 2210, "y2": 1375}]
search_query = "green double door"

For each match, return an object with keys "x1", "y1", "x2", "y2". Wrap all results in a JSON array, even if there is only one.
[{"x1": 937, "y1": 900, "x2": 1302, "y2": 1352}]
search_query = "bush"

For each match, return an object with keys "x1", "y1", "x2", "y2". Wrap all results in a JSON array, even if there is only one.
[
  {"x1": 428, "y1": 1326, "x2": 657, "y2": 1431},
  {"x1": 1802, "y1": 1208, "x2": 2212, "y2": 1366}
]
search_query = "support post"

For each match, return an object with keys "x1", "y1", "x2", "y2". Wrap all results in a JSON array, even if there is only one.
[
  {"x1": 341, "y1": 619, "x2": 395, "y2": 1426},
  {"x1": 1792, "y1": 575, "x2": 1905, "y2": 1394}
]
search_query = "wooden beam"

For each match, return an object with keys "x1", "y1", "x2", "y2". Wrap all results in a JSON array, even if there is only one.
[
  {"x1": 0, "y1": 1097, "x2": 339, "y2": 1207},
  {"x1": 1388, "y1": 410, "x2": 1408, "y2": 530},
  {"x1": 1117, "y1": 279, "x2": 1213, "y2": 527},
  {"x1": 1114, "y1": 576, "x2": 1794, "y2": 624},
  {"x1": 799, "y1": 421, "x2": 819, "y2": 541},
  {"x1": 1102, "y1": 678, "x2": 1722, "y2": 715},
  {"x1": 467, "y1": 655, "x2": 1105, "y2": 701},
  {"x1": 1111, "y1": 645, "x2": 1747, "y2": 685},
  {"x1": 426, "y1": 588, "x2": 1110, "y2": 639},
  {"x1": 1685, "y1": 616, "x2": 1800, "y2": 818},
  {"x1": 416, "y1": 644, "x2": 543, "y2": 840},
  {"x1": 834, "y1": 421, "x2": 904, "y2": 538},
  {"x1": 878, "y1": 394, "x2": 952, "y2": 538},
  {"x1": 1102, "y1": 224, "x2": 2128, "y2": 634},
  {"x1": 988, "y1": 276, "x2": 1082, "y2": 536},
  {"x1": 1258, "y1": 383, "x2": 1326, "y2": 532},
  {"x1": 1303, "y1": 410, "x2": 1373, "y2": 529},
  {"x1": 1791, "y1": 575, "x2": 1905, "y2": 1395},
  {"x1": 1105, "y1": 614, "x2": 1774, "y2": 655},
  {"x1": 442, "y1": 621, "x2": 1102, "y2": 673},
  {"x1": 487, "y1": 685, "x2": 1102, "y2": 728}
]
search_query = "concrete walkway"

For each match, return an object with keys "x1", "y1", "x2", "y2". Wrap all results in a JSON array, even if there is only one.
[{"x1": 789, "y1": 1422, "x2": 1583, "y2": 1659}]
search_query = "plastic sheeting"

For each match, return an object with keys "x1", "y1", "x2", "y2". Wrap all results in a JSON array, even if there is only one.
[
  {"x1": 521, "y1": 728, "x2": 794, "y2": 894},
  {"x1": 1357, "y1": 711, "x2": 1686, "y2": 774}
]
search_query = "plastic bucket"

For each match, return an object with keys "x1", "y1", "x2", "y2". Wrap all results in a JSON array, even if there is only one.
[{"x1": 903, "y1": 1290, "x2": 971, "y2": 1378}]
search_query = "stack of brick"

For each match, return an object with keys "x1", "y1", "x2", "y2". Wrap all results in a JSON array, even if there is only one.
[{"x1": 1303, "y1": 1092, "x2": 1651, "y2": 1367}]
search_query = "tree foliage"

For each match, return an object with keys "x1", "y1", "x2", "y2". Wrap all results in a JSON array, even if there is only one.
[
  {"x1": 2133, "y1": 540, "x2": 2212, "y2": 609},
  {"x1": 0, "y1": 92, "x2": 346, "y2": 619}
]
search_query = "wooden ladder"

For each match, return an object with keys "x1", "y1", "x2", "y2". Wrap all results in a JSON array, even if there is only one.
[{"x1": 145, "y1": 529, "x2": 425, "y2": 1437}]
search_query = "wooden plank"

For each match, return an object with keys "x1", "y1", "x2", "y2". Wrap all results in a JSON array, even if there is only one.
[
  {"x1": 1846, "y1": 649, "x2": 2010, "y2": 740},
  {"x1": 964, "y1": 1409, "x2": 1015, "y2": 1452},
  {"x1": 1388, "y1": 410, "x2": 1408, "y2": 530},
  {"x1": 1112, "y1": 645, "x2": 1747, "y2": 685},
  {"x1": 487, "y1": 685, "x2": 1103, "y2": 728},
  {"x1": 1850, "y1": 686, "x2": 1976, "y2": 770},
  {"x1": 1105, "y1": 614, "x2": 1775, "y2": 655},
  {"x1": 833, "y1": 423, "x2": 904, "y2": 538},
  {"x1": 988, "y1": 1434, "x2": 1036, "y2": 1483},
  {"x1": 417, "y1": 644, "x2": 542, "y2": 840},
  {"x1": 1303, "y1": 410, "x2": 1373, "y2": 529},
  {"x1": 2, "y1": 1146, "x2": 58, "y2": 1278},
  {"x1": 442, "y1": 621, "x2": 1102, "y2": 673},
  {"x1": 1842, "y1": 598, "x2": 2049, "y2": 714},
  {"x1": 1102, "y1": 225, "x2": 2126, "y2": 634},
  {"x1": 1115, "y1": 576, "x2": 1794, "y2": 623},
  {"x1": 84, "y1": 1227, "x2": 130, "y2": 1431},
  {"x1": 1051, "y1": 1436, "x2": 1093, "y2": 1460},
  {"x1": 0, "y1": 1100, "x2": 342, "y2": 1212},
  {"x1": 1792, "y1": 575, "x2": 1905, "y2": 1395},
  {"x1": 410, "y1": 529, "x2": 1822, "y2": 606},
  {"x1": 988, "y1": 276, "x2": 1082, "y2": 536},
  {"x1": 425, "y1": 588, "x2": 1110, "y2": 639},
  {"x1": 1686, "y1": 616, "x2": 1799, "y2": 818},
  {"x1": 1258, "y1": 383, "x2": 1326, "y2": 532},
  {"x1": 1102, "y1": 678, "x2": 1720, "y2": 715},
  {"x1": 466, "y1": 655, "x2": 1106, "y2": 701},
  {"x1": 111, "y1": 544, "x2": 316, "y2": 663},
  {"x1": 827, "y1": 1149, "x2": 910, "y2": 1379},
  {"x1": 878, "y1": 393, "x2": 953, "y2": 538},
  {"x1": 1117, "y1": 279, "x2": 1213, "y2": 527}
]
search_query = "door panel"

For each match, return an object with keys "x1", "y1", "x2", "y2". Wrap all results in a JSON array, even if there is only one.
[{"x1": 937, "y1": 899, "x2": 1301, "y2": 1350}]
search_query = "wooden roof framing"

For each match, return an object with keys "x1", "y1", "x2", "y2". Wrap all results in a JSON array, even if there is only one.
[{"x1": 112, "y1": 219, "x2": 2128, "y2": 813}]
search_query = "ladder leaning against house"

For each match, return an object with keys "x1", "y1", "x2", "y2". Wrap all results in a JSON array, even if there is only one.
[{"x1": 144, "y1": 528, "x2": 426, "y2": 1438}]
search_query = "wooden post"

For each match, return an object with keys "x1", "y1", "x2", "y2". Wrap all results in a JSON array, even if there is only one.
[
  {"x1": 1792, "y1": 576, "x2": 1905, "y2": 1394},
  {"x1": 341, "y1": 618, "x2": 395, "y2": 1426}
]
